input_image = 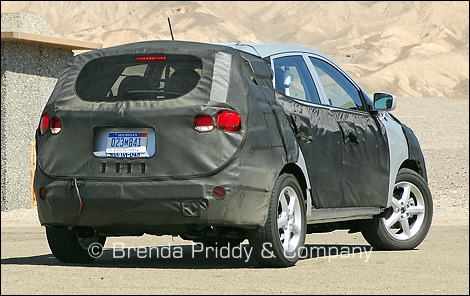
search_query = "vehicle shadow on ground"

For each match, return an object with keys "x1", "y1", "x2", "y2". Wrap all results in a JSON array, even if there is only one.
[
  {"x1": 1, "y1": 243, "x2": 375, "y2": 269},
  {"x1": 2, "y1": 244, "x2": 378, "y2": 269}
]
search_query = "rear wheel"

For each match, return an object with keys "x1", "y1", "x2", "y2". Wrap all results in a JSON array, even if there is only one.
[
  {"x1": 249, "y1": 173, "x2": 306, "y2": 267},
  {"x1": 46, "y1": 226, "x2": 106, "y2": 263},
  {"x1": 361, "y1": 168, "x2": 433, "y2": 250}
]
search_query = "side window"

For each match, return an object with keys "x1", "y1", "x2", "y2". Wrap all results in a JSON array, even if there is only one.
[
  {"x1": 273, "y1": 56, "x2": 320, "y2": 104},
  {"x1": 309, "y1": 57, "x2": 363, "y2": 110}
]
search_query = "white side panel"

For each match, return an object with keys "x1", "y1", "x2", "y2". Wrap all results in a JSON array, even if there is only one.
[
  {"x1": 296, "y1": 149, "x2": 313, "y2": 216},
  {"x1": 381, "y1": 112, "x2": 408, "y2": 207}
]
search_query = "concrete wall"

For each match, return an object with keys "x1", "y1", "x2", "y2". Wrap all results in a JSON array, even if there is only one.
[{"x1": 1, "y1": 13, "x2": 74, "y2": 210}]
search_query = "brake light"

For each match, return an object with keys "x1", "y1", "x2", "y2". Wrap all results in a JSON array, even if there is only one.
[
  {"x1": 39, "y1": 114, "x2": 62, "y2": 135},
  {"x1": 194, "y1": 110, "x2": 242, "y2": 133},
  {"x1": 136, "y1": 55, "x2": 167, "y2": 61},
  {"x1": 50, "y1": 116, "x2": 62, "y2": 134},
  {"x1": 39, "y1": 114, "x2": 50, "y2": 135},
  {"x1": 216, "y1": 110, "x2": 241, "y2": 132},
  {"x1": 194, "y1": 115, "x2": 214, "y2": 132}
]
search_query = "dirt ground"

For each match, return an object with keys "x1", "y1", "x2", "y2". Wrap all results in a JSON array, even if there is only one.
[{"x1": 1, "y1": 213, "x2": 468, "y2": 295}]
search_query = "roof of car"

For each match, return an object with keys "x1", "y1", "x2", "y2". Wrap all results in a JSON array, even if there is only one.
[{"x1": 216, "y1": 42, "x2": 325, "y2": 59}]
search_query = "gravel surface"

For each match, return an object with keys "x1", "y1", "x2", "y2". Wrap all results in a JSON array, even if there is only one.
[
  {"x1": 390, "y1": 97, "x2": 469, "y2": 216},
  {"x1": 1, "y1": 96, "x2": 468, "y2": 226}
]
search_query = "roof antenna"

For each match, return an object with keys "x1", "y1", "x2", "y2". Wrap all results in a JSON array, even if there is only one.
[{"x1": 167, "y1": 17, "x2": 174, "y2": 41}]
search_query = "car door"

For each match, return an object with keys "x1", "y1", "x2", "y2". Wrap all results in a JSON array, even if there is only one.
[
  {"x1": 306, "y1": 55, "x2": 390, "y2": 208},
  {"x1": 272, "y1": 53, "x2": 390, "y2": 209},
  {"x1": 272, "y1": 54, "x2": 346, "y2": 209}
]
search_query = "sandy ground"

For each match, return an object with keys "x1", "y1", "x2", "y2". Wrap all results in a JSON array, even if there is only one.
[{"x1": 1, "y1": 221, "x2": 468, "y2": 294}]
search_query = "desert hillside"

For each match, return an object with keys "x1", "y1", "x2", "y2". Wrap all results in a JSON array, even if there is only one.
[{"x1": 1, "y1": 1, "x2": 468, "y2": 99}]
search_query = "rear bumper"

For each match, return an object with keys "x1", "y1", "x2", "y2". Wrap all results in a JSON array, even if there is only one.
[{"x1": 34, "y1": 172, "x2": 270, "y2": 235}]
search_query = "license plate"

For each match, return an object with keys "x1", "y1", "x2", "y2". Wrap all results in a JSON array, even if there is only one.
[{"x1": 106, "y1": 132, "x2": 147, "y2": 157}]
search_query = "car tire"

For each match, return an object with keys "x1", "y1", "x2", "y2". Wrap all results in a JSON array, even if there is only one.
[
  {"x1": 46, "y1": 226, "x2": 106, "y2": 263},
  {"x1": 248, "y1": 173, "x2": 306, "y2": 268},
  {"x1": 361, "y1": 168, "x2": 433, "y2": 250}
]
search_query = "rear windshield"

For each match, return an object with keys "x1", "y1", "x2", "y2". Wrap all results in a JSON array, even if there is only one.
[{"x1": 76, "y1": 54, "x2": 202, "y2": 101}]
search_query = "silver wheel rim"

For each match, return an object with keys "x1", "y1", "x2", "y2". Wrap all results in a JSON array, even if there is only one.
[
  {"x1": 277, "y1": 186, "x2": 303, "y2": 253},
  {"x1": 383, "y1": 181, "x2": 426, "y2": 240}
]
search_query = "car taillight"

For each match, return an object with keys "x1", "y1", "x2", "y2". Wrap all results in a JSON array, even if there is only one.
[
  {"x1": 39, "y1": 113, "x2": 50, "y2": 135},
  {"x1": 194, "y1": 115, "x2": 214, "y2": 132},
  {"x1": 50, "y1": 116, "x2": 62, "y2": 134},
  {"x1": 194, "y1": 110, "x2": 242, "y2": 133},
  {"x1": 216, "y1": 110, "x2": 241, "y2": 132},
  {"x1": 39, "y1": 114, "x2": 62, "y2": 135}
]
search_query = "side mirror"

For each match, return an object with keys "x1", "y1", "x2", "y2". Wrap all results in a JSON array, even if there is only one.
[{"x1": 373, "y1": 92, "x2": 396, "y2": 111}]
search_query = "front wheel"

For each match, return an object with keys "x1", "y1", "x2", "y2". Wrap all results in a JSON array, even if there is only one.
[
  {"x1": 46, "y1": 226, "x2": 106, "y2": 263},
  {"x1": 248, "y1": 173, "x2": 306, "y2": 268},
  {"x1": 361, "y1": 168, "x2": 433, "y2": 250}
]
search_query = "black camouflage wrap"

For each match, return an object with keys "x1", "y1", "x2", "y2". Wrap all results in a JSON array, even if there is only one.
[
  {"x1": 34, "y1": 40, "x2": 391, "y2": 236},
  {"x1": 34, "y1": 41, "x2": 298, "y2": 234}
]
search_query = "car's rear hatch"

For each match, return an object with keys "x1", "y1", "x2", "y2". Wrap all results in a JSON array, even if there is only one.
[{"x1": 36, "y1": 41, "x2": 253, "y2": 179}]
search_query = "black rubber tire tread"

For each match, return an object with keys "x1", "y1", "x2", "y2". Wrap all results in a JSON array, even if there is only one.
[
  {"x1": 249, "y1": 173, "x2": 306, "y2": 268},
  {"x1": 46, "y1": 226, "x2": 106, "y2": 263},
  {"x1": 361, "y1": 168, "x2": 433, "y2": 250}
]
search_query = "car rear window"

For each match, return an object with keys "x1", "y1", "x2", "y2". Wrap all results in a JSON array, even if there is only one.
[{"x1": 76, "y1": 54, "x2": 202, "y2": 101}]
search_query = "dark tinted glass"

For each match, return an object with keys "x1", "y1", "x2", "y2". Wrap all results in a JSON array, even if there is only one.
[{"x1": 76, "y1": 54, "x2": 202, "y2": 101}]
